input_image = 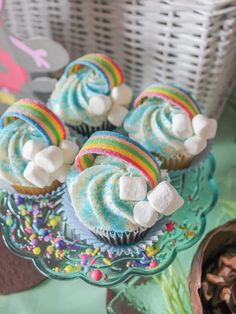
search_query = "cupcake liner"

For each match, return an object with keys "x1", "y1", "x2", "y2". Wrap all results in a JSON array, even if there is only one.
[
  {"x1": 13, "y1": 180, "x2": 62, "y2": 196},
  {"x1": 92, "y1": 227, "x2": 147, "y2": 245},
  {"x1": 0, "y1": 177, "x2": 65, "y2": 199},
  {"x1": 62, "y1": 189, "x2": 169, "y2": 255},
  {"x1": 155, "y1": 152, "x2": 192, "y2": 171},
  {"x1": 157, "y1": 141, "x2": 213, "y2": 178},
  {"x1": 67, "y1": 120, "x2": 115, "y2": 137}
]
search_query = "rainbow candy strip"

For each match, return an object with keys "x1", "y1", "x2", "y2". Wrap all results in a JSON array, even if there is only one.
[
  {"x1": 0, "y1": 99, "x2": 66, "y2": 146},
  {"x1": 133, "y1": 84, "x2": 201, "y2": 119},
  {"x1": 64, "y1": 53, "x2": 124, "y2": 94},
  {"x1": 75, "y1": 131, "x2": 161, "y2": 189}
]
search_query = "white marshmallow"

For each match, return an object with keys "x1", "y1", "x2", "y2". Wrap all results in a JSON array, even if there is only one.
[
  {"x1": 59, "y1": 140, "x2": 79, "y2": 164},
  {"x1": 23, "y1": 161, "x2": 50, "y2": 188},
  {"x1": 108, "y1": 104, "x2": 128, "y2": 127},
  {"x1": 119, "y1": 176, "x2": 147, "y2": 201},
  {"x1": 147, "y1": 181, "x2": 184, "y2": 216},
  {"x1": 47, "y1": 175, "x2": 56, "y2": 186},
  {"x1": 35, "y1": 146, "x2": 64, "y2": 173},
  {"x1": 88, "y1": 95, "x2": 112, "y2": 115},
  {"x1": 192, "y1": 114, "x2": 217, "y2": 140},
  {"x1": 22, "y1": 140, "x2": 47, "y2": 161},
  {"x1": 111, "y1": 84, "x2": 133, "y2": 107},
  {"x1": 51, "y1": 164, "x2": 71, "y2": 183},
  {"x1": 184, "y1": 135, "x2": 207, "y2": 155},
  {"x1": 133, "y1": 201, "x2": 159, "y2": 228},
  {"x1": 206, "y1": 119, "x2": 217, "y2": 139},
  {"x1": 172, "y1": 113, "x2": 193, "y2": 139}
]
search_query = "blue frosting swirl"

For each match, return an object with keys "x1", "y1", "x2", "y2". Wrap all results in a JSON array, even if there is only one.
[
  {"x1": 124, "y1": 99, "x2": 189, "y2": 157},
  {"x1": 0, "y1": 120, "x2": 81, "y2": 187},
  {"x1": 0, "y1": 120, "x2": 47, "y2": 186},
  {"x1": 67, "y1": 156, "x2": 149, "y2": 233},
  {"x1": 49, "y1": 67, "x2": 109, "y2": 127}
]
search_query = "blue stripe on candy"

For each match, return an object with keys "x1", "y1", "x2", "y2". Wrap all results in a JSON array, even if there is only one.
[
  {"x1": 64, "y1": 60, "x2": 110, "y2": 95},
  {"x1": 91, "y1": 130, "x2": 161, "y2": 172},
  {"x1": 0, "y1": 112, "x2": 52, "y2": 145}
]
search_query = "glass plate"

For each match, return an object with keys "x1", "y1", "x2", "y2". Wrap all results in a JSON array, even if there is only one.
[{"x1": 0, "y1": 154, "x2": 218, "y2": 287}]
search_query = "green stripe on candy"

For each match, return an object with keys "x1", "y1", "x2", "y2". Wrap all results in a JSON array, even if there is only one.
[
  {"x1": 82, "y1": 54, "x2": 118, "y2": 87},
  {"x1": 14, "y1": 102, "x2": 61, "y2": 145},
  {"x1": 86, "y1": 136, "x2": 159, "y2": 180}
]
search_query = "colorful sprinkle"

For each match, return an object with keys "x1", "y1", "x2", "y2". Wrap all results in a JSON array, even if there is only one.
[
  {"x1": 92, "y1": 247, "x2": 100, "y2": 256},
  {"x1": 6, "y1": 218, "x2": 13, "y2": 226},
  {"x1": 29, "y1": 234, "x2": 36, "y2": 240},
  {"x1": 149, "y1": 260, "x2": 158, "y2": 268},
  {"x1": 46, "y1": 245, "x2": 54, "y2": 254},
  {"x1": 85, "y1": 248, "x2": 93, "y2": 255},
  {"x1": 103, "y1": 258, "x2": 112, "y2": 266},
  {"x1": 75, "y1": 264, "x2": 82, "y2": 272},
  {"x1": 33, "y1": 247, "x2": 41, "y2": 255},
  {"x1": 90, "y1": 269, "x2": 103, "y2": 281},
  {"x1": 166, "y1": 222, "x2": 175, "y2": 232},
  {"x1": 89, "y1": 258, "x2": 97, "y2": 266},
  {"x1": 49, "y1": 218, "x2": 59, "y2": 228},
  {"x1": 65, "y1": 265, "x2": 73, "y2": 273}
]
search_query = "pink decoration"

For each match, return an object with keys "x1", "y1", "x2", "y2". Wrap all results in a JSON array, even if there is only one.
[
  {"x1": 0, "y1": 48, "x2": 29, "y2": 92},
  {"x1": 10, "y1": 36, "x2": 50, "y2": 69}
]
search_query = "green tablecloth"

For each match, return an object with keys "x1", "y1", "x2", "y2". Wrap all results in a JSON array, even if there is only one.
[{"x1": 0, "y1": 102, "x2": 235, "y2": 314}]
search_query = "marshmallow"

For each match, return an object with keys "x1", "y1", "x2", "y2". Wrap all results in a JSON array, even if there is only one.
[
  {"x1": 51, "y1": 164, "x2": 71, "y2": 183},
  {"x1": 35, "y1": 146, "x2": 64, "y2": 173},
  {"x1": 119, "y1": 176, "x2": 147, "y2": 201},
  {"x1": 23, "y1": 161, "x2": 50, "y2": 188},
  {"x1": 108, "y1": 104, "x2": 128, "y2": 127},
  {"x1": 59, "y1": 140, "x2": 79, "y2": 164},
  {"x1": 184, "y1": 135, "x2": 207, "y2": 155},
  {"x1": 133, "y1": 201, "x2": 159, "y2": 228},
  {"x1": 192, "y1": 114, "x2": 217, "y2": 140},
  {"x1": 88, "y1": 95, "x2": 112, "y2": 115},
  {"x1": 111, "y1": 84, "x2": 133, "y2": 107},
  {"x1": 172, "y1": 113, "x2": 193, "y2": 139},
  {"x1": 206, "y1": 119, "x2": 217, "y2": 139},
  {"x1": 22, "y1": 140, "x2": 47, "y2": 161},
  {"x1": 147, "y1": 181, "x2": 184, "y2": 216}
]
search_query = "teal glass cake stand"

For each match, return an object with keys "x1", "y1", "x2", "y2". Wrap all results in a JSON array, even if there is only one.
[{"x1": 0, "y1": 154, "x2": 218, "y2": 287}]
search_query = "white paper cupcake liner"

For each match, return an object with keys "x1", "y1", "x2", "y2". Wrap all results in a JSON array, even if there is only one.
[
  {"x1": 168, "y1": 142, "x2": 213, "y2": 178},
  {"x1": 62, "y1": 189, "x2": 169, "y2": 256}
]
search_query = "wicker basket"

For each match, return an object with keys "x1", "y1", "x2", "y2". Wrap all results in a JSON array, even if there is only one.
[{"x1": 3, "y1": 0, "x2": 236, "y2": 118}]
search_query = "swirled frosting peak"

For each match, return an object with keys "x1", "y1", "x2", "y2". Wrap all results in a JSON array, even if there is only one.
[
  {"x1": 0, "y1": 120, "x2": 48, "y2": 186},
  {"x1": 124, "y1": 98, "x2": 190, "y2": 157},
  {"x1": 49, "y1": 68, "x2": 109, "y2": 127},
  {"x1": 67, "y1": 156, "x2": 150, "y2": 233}
]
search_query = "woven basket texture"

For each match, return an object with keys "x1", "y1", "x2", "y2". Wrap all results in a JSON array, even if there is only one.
[{"x1": 3, "y1": 0, "x2": 236, "y2": 118}]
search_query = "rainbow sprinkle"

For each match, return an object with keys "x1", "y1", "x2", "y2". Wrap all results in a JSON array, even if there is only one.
[
  {"x1": 0, "y1": 99, "x2": 66, "y2": 146},
  {"x1": 133, "y1": 84, "x2": 201, "y2": 119},
  {"x1": 75, "y1": 131, "x2": 161, "y2": 188},
  {"x1": 64, "y1": 53, "x2": 124, "y2": 94}
]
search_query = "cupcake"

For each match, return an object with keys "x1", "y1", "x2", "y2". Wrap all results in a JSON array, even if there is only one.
[
  {"x1": 124, "y1": 84, "x2": 218, "y2": 170},
  {"x1": 189, "y1": 219, "x2": 236, "y2": 314},
  {"x1": 66, "y1": 131, "x2": 184, "y2": 245},
  {"x1": 0, "y1": 99, "x2": 79, "y2": 195},
  {"x1": 49, "y1": 53, "x2": 133, "y2": 136}
]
